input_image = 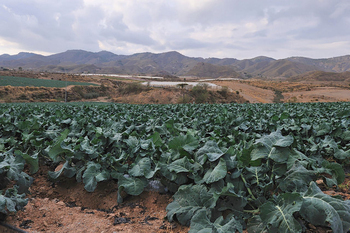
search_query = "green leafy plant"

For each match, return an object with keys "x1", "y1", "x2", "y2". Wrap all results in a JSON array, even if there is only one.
[{"x1": 0, "y1": 101, "x2": 350, "y2": 232}]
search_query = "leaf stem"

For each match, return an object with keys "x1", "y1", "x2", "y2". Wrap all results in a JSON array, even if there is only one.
[{"x1": 241, "y1": 174, "x2": 257, "y2": 200}]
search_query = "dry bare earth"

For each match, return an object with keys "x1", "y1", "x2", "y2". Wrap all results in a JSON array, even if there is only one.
[
  {"x1": 1, "y1": 166, "x2": 188, "y2": 233},
  {"x1": 212, "y1": 80, "x2": 350, "y2": 103},
  {"x1": 212, "y1": 81, "x2": 275, "y2": 103},
  {"x1": 283, "y1": 87, "x2": 350, "y2": 103}
]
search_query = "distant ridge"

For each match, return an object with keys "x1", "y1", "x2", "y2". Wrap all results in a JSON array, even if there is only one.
[
  {"x1": 1, "y1": 50, "x2": 350, "y2": 78},
  {"x1": 288, "y1": 70, "x2": 350, "y2": 82}
]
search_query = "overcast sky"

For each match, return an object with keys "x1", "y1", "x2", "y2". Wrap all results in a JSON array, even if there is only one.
[{"x1": 0, "y1": 0, "x2": 349, "y2": 59}]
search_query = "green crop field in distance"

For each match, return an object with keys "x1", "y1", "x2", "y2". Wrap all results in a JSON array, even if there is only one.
[{"x1": 0, "y1": 75, "x2": 98, "y2": 87}]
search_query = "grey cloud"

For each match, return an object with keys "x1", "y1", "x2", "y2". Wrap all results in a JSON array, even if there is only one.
[
  {"x1": 243, "y1": 30, "x2": 268, "y2": 38},
  {"x1": 0, "y1": 0, "x2": 349, "y2": 59},
  {"x1": 167, "y1": 38, "x2": 213, "y2": 50}
]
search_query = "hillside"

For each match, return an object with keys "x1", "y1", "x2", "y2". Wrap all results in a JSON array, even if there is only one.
[
  {"x1": 288, "y1": 70, "x2": 350, "y2": 82},
  {"x1": 254, "y1": 59, "x2": 319, "y2": 78},
  {"x1": 185, "y1": 62, "x2": 242, "y2": 78},
  {"x1": 1, "y1": 50, "x2": 350, "y2": 78},
  {"x1": 287, "y1": 55, "x2": 350, "y2": 72}
]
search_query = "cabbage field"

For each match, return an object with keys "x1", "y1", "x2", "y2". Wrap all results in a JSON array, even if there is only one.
[
  {"x1": 0, "y1": 75, "x2": 97, "y2": 87},
  {"x1": 1, "y1": 102, "x2": 350, "y2": 232}
]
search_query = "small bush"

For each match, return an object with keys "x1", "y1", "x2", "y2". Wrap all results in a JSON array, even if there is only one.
[
  {"x1": 17, "y1": 94, "x2": 29, "y2": 100},
  {"x1": 83, "y1": 92, "x2": 99, "y2": 99},
  {"x1": 178, "y1": 94, "x2": 191, "y2": 104},
  {"x1": 273, "y1": 90, "x2": 284, "y2": 103},
  {"x1": 120, "y1": 82, "x2": 147, "y2": 95},
  {"x1": 191, "y1": 84, "x2": 209, "y2": 103},
  {"x1": 71, "y1": 86, "x2": 84, "y2": 97},
  {"x1": 217, "y1": 86, "x2": 229, "y2": 98}
]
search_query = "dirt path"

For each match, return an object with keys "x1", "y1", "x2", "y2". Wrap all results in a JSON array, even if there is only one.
[
  {"x1": 283, "y1": 87, "x2": 350, "y2": 102},
  {"x1": 212, "y1": 81, "x2": 275, "y2": 103}
]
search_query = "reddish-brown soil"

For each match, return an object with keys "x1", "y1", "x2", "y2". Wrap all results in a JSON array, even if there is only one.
[{"x1": 1, "y1": 165, "x2": 188, "y2": 233}]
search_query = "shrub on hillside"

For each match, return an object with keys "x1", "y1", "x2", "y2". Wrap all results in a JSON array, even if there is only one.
[
  {"x1": 119, "y1": 82, "x2": 148, "y2": 95},
  {"x1": 191, "y1": 84, "x2": 209, "y2": 103}
]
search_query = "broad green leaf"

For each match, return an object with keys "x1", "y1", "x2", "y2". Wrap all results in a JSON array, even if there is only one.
[
  {"x1": 0, "y1": 187, "x2": 28, "y2": 214},
  {"x1": 286, "y1": 148, "x2": 309, "y2": 170},
  {"x1": 168, "y1": 157, "x2": 192, "y2": 173},
  {"x1": 196, "y1": 141, "x2": 225, "y2": 163},
  {"x1": 260, "y1": 193, "x2": 303, "y2": 233},
  {"x1": 125, "y1": 136, "x2": 140, "y2": 153},
  {"x1": 244, "y1": 164, "x2": 270, "y2": 186},
  {"x1": 322, "y1": 160, "x2": 345, "y2": 185},
  {"x1": 251, "y1": 146, "x2": 291, "y2": 163},
  {"x1": 129, "y1": 157, "x2": 159, "y2": 179},
  {"x1": 214, "y1": 183, "x2": 248, "y2": 218},
  {"x1": 0, "y1": 153, "x2": 25, "y2": 181},
  {"x1": 82, "y1": 162, "x2": 110, "y2": 192},
  {"x1": 278, "y1": 162, "x2": 315, "y2": 192},
  {"x1": 300, "y1": 182, "x2": 350, "y2": 233},
  {"x1": 315, "y1": 123, "x2": 332, "y2": 136},
  {"x1": 255, "y1": 131, "x2": 294, "y2": 148},
  {"x1": 80, "y1": 137, "x2": 98, "y2": 158},
  {"x1": 168, "y1": 134, "x2": 199, "y2": 156},
  {"x1": 341, "y1": 130, "x2": 350, "y2": 141},
  {"x1": 149, "y1": 132, "x2": 163, "y2": 147},
  {"x1": 14, "y1": 150, "x2": 39, "y2": 174},
  {"x1": 47, "y1": 129, "x2": 71, "y2": 162},
  {"x1": 246, "y1": 215, "x2": 268, "y2": 233},
  {"x1": 189, "y1": 209, "x2": 243, "y2": 233},
  {"x1": 167, "y1": 184, "x2": 218, "y2": 226},
  {"x1": 129, "y1": 158, "x2": 151, "y2": 177},
  {"x1": 202, "y1": 158, "x2": 227, "y2": 184},
  {"x1": 117, "y1": 175, "x2": 147, "y2": 197},
  {"x1": 0, "y1": 195, "x2": 6, "y2": 214},
  {"x1": 17, "y1": 172, "x2": 34, "y2": 194}
]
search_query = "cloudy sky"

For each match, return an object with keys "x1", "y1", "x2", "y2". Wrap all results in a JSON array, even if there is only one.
[{"x1": 0, "y1": 0, "x2": 349, "y2": 59}]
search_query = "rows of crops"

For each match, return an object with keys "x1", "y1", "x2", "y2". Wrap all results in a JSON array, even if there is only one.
[
  {"x1": 0, "y1": 75, "x2": 97, "y2": 87},
  {"x1": 1, "y1": 102, "x2": 350, "y2": 232}
]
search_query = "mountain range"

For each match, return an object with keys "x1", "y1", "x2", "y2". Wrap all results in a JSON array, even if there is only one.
[{"x1": 1, "y1": 50, "x2": 350, "y2": 79}]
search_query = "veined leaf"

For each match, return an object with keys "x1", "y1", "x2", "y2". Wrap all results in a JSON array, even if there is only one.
[
  {"x1": 125, "y1": 136, "x2": 140, "y2": 153},
  {"x1": 251, "y1": 146, "x2": 291, "y2": 163},
  {"x1": 255, "y1": 131, "x2": 294, "y2": 148},
  {"x1": 0, "y1": 153, "x2": 25, "y2": 181},
  {"x1": 246, "y1": 215, "x2": 268, "y2": 233},
  {"x1": 196, "y1": 141, "x2": 225, "y2": 164},
  {"x1": 82, "y1": 162, "x2": 110, "y2": 192},
  {"x1": 117, "y1": 175, "x2": 147, "y2": 199},
  {"x1": 14, "y1": 150, "x2": 39, "y2": 174},
  {"x1": 322, "y1": 160, "x2": 345, "y2": 185},
  {"x1": 300, "y1": 182, "x2": 350, "y2": 233},
  {"x1": 47, "y1": 129, "x2": 71, "y2": 162},
  {"x1": 129, "y1": 157, "x2": 159, "y2": 179},
  {"x1": 0, "y1": 187, "x2": 28, "y2": 214},
  {"x1": 16, "y1": 172, "x2": 33, "y2": 194},
  {"x1": 278, "y1": 162, "x2": 316, "y2": 192},
  {"x1": 189, "y1": 209, "x2": 243, "y2": 233},
  {"x1": 167, "y1": 184, "x2": 218, "y2": 226},
  {"x1": 168, "y1": 157, "x2": 193, "y2": 173},
  {"x1": 168, "y1": 134, "x2": 199, "y2": 156},
  {"x1": 202, "y1": 158, "x2": 227, "y2": 184},
  {"x1": 149, "y1": 132, "x2": 163, "y2": 147},
  {"x1": 260, "y1": 193, "x2": 303, "y2": 233}
]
